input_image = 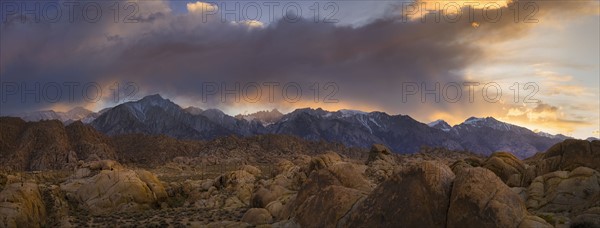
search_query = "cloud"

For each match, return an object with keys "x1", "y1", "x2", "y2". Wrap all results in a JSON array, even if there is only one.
[
  {"x1": 187, "y1": 1, "x2": 218, "y2": 14},
  {"x1": 233, "y1": 20, "x2": 264, "y2": 28},
  {"x1": 0, "y1": 0, "x2": 597, "y2": 139},
  {"x1": 507, "y1": 102, "x2": 559, "y2": 122},
  {"x1": 503, "y1": 102, "x2": 592, "y2": 135}
]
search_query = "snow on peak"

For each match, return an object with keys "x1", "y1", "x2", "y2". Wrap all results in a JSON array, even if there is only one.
[
  {"x1": 464, "y1": 117, "x2": 485, "y2": 125},
  {"x1": 461, "y1": 116, "x2": 512, "y2": 131},
  {"x1": 338, "y1": 109, "x2": 368, "y2": 117},
  {"x1": 428, "y1": 119, "x2": 452, "y2": 132},
  {"x1": 427, "y1": 119, "x2": 445, "y2": 127}
]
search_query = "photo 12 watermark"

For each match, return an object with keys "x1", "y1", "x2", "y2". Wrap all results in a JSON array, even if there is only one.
[
  {"x1": 401, "y1": 81, "x2": 540, "y2": 104},
  {"x1": 0, "y1": 1, "x2": 540, "y2": 25},
  {"x1": 0, "y1": 81, "x2": 341, "y2": 105},
  {"x1": 399, "y1": 1, "x2": 539, "y2": 23},
  {"x1": 0, "y1": 1, "x2": 342, "y2": 24},
  {"x1": 0, "y1": 81, "x2": 140, "y2": 104},
  {"x1": 198, "y1": 81, "x2": 340, "y2": 104}
]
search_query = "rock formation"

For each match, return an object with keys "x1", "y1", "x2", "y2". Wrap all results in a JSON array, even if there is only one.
[
  {"x1": 0, "y1": 183, "x2": 47, "y2": 228},
  {"x1": 60, "y1": 161, "x2": 166, "y2": 214}
]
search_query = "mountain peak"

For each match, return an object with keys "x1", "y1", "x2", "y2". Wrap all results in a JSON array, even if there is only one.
[
  {"x1": 140, "y1": 94, "x2": 165, "y2": 102},
  {"x1": 465, "y1": 116, "x2": 480, "y2": 121},
  {"x1": 464, "y1": 116, "x2": 498, "y2": 124},
  {"x1": 338, "y1": 109, "x2": 368, "y2": 116},
  {"x1": 536, "y1": 131, "x2": 573, "y2": 140},
  {"x1": 428, "y1": 119, "x2": 446, "y2": 126},
  {"x1": 460, "y1": 116, "x2": 516, "y2": 132},
  {"x1": 136, "y1": 94, "x2": 176, "y2": 108},
  {"x1": 202, "y1": 109, "x2": 226, "y2": 116},
  {"x1": 184, "y1": 106, "x2": 204, "y2": 115},
  {"x1": 236, "y1": 109, "x2": 285, "y2": 125},
  {"x1": 428, "y1": 119, "x2": 452, "y2": 132},
  {"x1": 291, "y1": 107, "x2": 319, "y2": 114}
]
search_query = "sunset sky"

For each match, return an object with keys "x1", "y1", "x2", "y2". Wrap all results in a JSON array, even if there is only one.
[{"x1": 0, "y1": 0, "x2": 598, "y2": 138}]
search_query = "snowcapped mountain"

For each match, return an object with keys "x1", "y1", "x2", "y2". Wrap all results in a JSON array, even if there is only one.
[
  {"x1": 14, "y1": 94, "x2": 573, "y2": 158},
  {"x1": 338, "y1": 109, "x2": 369, "y2": 117},
  {"x1": 428, "y1": 120, "x2": 452, "y2": 132},
  {"x1": 448, "y1": 116, "x2": 561, "y2": 158},
  {"x1": 14, "y1": 107, "x2": 96, "y2": 123},
  {"x1": 198, "y1": 109, "x2": 267, "y2": 136},
  {"x1": 91, "y1": 94, "x2": 265, "y2": 139},
  {"x1": 92, "y1": 94, "x2": 231, "y2": 139},
  {"x1": 535, "y1": 131, "x2": 572, "y2": 141},
  {"x1": 457, "y1": 117, "x2": 518, "y2": 132},
  {"x1": 235, "y1": 109, "x2": 284, "y2": 126},
  {"x1": 268, "y1": 108, "x2": 463, "y2": 153}
]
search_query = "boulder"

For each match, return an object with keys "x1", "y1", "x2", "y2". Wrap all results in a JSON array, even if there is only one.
[
  {"x1": 327, "y1": 162, "x2": 373, "y2": 192},
  {"x1": 207, "y1": 221, "x2": 252, "y2": 228},
  {"x1": 252, "y1": 187, "x2": 279, "y2": 208},
  {"x1": 526, "y1": 167, "x2": 600, "y2": 213},
  {"x1": 274, "y1": 160, "x2": 295, "y2": 175},
  {"x1": 282, "y1": 160, "x2": 374, "y2": 227},
  {"x1": 0, "y1": 183, "x2": 47, "y2": 228},
  {"x1": 447, "y1": 167, "x2": 528, "y2": 228},
  {"x1": 84, "y1": 159, "x2": 121, "y2": 171},
  {"x1": 366, "y1": 144, "x2": 393, "y2": 164},
  {"x1": 134, "y1": 169, "x2": 168, "y2": 199},
  {"x1": 450, "y1": 160, "x2": 473, "y2": 174},
  {"x1": 241, "y1": 208, "x2": 273, "y2": 225},
  {"x1": 511, "y1": 187, "x2": 528, "y2": 203},
  {"x1": 265, "y1": 200, "x2": 284, "y2": 219},
  {"x1": 571, "y1": 207, "x2": 600, "y2": 228},
  {"x1": 271, "y1": 219, "x2": 301, "y2": 228},
  {"x1": 271, "y1": 166, "x2": 307, "y2": 191},
  {"x1": 343, "y1": 161, "x2": 455, "y2": 227},
  {"x1": 365, "y1": 144, "x2": 396, "y2": 183},
  {"x1": 294, "y1": 185, "x2": 364, "y2": 228},
  {"x1": 201, "y1": 179, "x2": 215, "y2": 191},
  {"x1": 251, "y1": 185, "x2": 290, "y2": 208},
  {"x1": 308, "y1": 152, "x2": 342, "y2": 171},
  {"x1": 293, "y1": 162, "x2": 372, "y2": 207},
  {"x1": 533, "y1": 139, "x2": 600, "y2": 176},
  {"x1": 518, "y1": 215, "x2": 553, "y2": 228},
  {"x1": 240, "y1": 165, "x2": 262, "y2": 177},
  {"x1": 60, "y1": 167, "x2": 167, "y2": 214},
  {"x1": 214, "y1": 170, "x2": 256, "y2": 205},
  {"x1": 483, "y1": 152, "x2": 526, "y2": 187}
]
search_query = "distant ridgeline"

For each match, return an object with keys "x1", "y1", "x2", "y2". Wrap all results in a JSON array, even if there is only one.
[{"x1": 7, "y1": 94, "x2": 595, "y2": 161}]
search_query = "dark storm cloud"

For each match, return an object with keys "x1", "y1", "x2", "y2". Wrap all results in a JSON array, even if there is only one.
[{"x1": 0, "y1": 0, "x2": 594, "y2": 114}]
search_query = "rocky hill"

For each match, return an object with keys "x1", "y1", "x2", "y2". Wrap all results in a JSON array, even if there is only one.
[
  {"x1": 0, "y1": 118, "x2": 74, "y2": 171},
  {"x1": 0, "y1": 117, "x2": 365, "y2": 171}
]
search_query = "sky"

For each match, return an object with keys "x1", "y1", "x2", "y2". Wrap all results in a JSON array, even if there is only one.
[{"x1": 0, "y1": 0, "x2": 599, "y2": 139}]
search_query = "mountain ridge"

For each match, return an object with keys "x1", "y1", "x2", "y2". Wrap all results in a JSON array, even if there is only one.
[{"x1": 4, "y1": 94, "x2": 579, "y2": 158}]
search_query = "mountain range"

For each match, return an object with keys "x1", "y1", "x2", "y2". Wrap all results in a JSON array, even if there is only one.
[
  {"x1": 15, "y1": 107, "x2": 95, "y2": 123},
  {"x1": 6, "y1": 94, "x2": 585, "y2": 158}
]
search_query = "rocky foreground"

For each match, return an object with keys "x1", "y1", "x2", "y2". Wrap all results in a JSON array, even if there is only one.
[{"x1": 1, "y1": 139, "x2": 599, "y2": 228}]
